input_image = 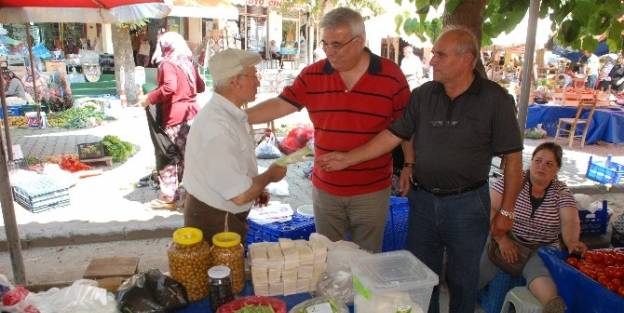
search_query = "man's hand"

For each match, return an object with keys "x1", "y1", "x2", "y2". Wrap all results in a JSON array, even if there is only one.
[
  {"x1": 138, "y1": 95, "x2": 150, "y2": 108},
  {"x1": 316, "y1": 152, "x2": 350, "y2": 172},
  {"x1": 267, "y1": 163, "x2": 287, "y2": 182},
  {"x1": 494, "y1": 235, "x2": 519, "y2": 264},
  {"x1": 399, "y1": 167, "x2": 412, "y2": 196},
  {"x1": 254, "y1": 190, "x2": 270, "y2": 207},
  {"x1": 491, "y1": 212, "x2": 513, "y2": 237}
]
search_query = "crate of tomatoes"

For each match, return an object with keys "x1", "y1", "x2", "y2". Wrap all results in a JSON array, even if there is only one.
[{"x1": 539, "y1": 247, "x2": 624, "y2": 313}]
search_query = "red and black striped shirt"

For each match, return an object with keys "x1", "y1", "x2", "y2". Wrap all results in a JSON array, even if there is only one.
[{"x1": 279, "y1": 50, "x2": 410, "y2": 196}]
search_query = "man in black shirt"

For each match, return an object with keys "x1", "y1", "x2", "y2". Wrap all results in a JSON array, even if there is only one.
[{"x1": 317, "y1": 27, "x2": 523, "y2": 313}]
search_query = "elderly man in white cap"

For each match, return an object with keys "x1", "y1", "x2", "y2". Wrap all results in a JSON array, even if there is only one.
[{"x1": 182, "y1": 48, "x2": 287, "y2": 242}]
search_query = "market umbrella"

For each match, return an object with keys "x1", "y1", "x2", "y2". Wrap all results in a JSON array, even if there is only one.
[
  {"x1": 0, "y1": 0, "x2": 172, "y2": 286},
  {"x1": 0, "y1": 0, "x2": 172, "y2": 24}
]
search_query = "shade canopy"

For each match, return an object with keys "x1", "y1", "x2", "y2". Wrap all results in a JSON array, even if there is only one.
[{"x1": 0, "y1": 0, "x2": 172, "y2": 24}]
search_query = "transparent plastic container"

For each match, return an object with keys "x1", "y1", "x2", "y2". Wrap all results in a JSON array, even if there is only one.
[
  {"x1": 211, "y1": 232, "x2": 245, "y2": 294},
  {"x1": 167, "y1": 227, "x2": 211, "y2": 301},
  {"x1": 351, "y1": 250, "x2": 439, "y2": 313}
]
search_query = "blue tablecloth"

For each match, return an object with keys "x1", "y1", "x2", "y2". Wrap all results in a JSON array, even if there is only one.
[
  {"x1": 176, "y1": 282, "x2": 355, "y2": 313},
  {"x1": 526, "y1": 104, "x2": 624, "y2": 144}
]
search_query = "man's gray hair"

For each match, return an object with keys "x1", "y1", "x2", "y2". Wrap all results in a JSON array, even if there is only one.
[
  {"x1": 439, "y1": 26, "x2": 479, "y2": 68},
  {"x1": 320, "y1": 7, "x2": 365, "y2": 37},
  {"x1": 212, "y1": 65, "x2": 254, "y2": 91}
]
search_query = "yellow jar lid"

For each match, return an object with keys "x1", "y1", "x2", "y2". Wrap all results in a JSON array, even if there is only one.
[
  {"x1": 212, "y1": 232, "x2": 241, "y2": 248},
  {"x1": 173, "y1": 227, "x2": 203, "y2": 245}
]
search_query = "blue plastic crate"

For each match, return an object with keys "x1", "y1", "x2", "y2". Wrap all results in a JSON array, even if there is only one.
[
  {"x1": 579, "y1": 200, "x2": 609, "y2": 235},
  {"x1": 478, "y1": 271, "x2": 526, "y2": 313},
  {"x1": 245, "y1": 213, "x2": 316, "y2": 246},
  {"x1": 539, "y1": 247, "x2": 624, "y2": 313},
  {"x1": 382, "y1": 196, "x2": 410, "y2": 252},
  {"x1": 0, "y1": 106, "x2": 23, "y2": 119},
  {"x1": 586, "y1": 155, "x2": 624, "y2": 185}
]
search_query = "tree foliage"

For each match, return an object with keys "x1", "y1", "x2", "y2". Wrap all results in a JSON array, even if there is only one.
[
  {"x1": 396, "y1": 0, "x2": 624, "y2": 51},
  {"x1": 280, "y1": 0, "x2": 384, "y2": 23}
]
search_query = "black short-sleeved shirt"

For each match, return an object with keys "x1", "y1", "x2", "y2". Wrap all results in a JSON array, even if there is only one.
[{"x1": 388, "y1": 71, "x2": 523, "y2": 190}]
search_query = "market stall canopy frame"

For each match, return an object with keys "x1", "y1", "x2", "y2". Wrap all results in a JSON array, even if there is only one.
[{"x1": 0, "y1": 0, "x2": 173, "y2": 24}]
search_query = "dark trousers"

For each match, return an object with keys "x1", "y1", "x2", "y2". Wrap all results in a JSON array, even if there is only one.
[
  {"x1": 183, "y1": 193, "x2": 250, "y2": 243},
  {"x1": 406, "y1": 184, "x2": 490, "y2": 313}
]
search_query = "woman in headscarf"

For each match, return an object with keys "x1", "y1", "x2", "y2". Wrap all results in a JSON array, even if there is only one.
[{"x1": 139, "y1": 32, "x2": 206, "y2": 210}]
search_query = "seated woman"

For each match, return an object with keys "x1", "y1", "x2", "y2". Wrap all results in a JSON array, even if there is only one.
[
  {"x1": 479, "y1": 142, "x2": 587, "y2": 313},
  {"x1": 3, "y1": 70, "x2": 27, "y2": 101}
]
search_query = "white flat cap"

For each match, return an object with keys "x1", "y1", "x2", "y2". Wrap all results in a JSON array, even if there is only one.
[{"x1": 208, "y1": 48, "x2": 262, "y2": 82}]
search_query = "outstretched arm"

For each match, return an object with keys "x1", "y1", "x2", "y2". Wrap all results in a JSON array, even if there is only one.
[
  {"x1": 316, "y1": 129, "x2": 403, "y2": 171},
  {"x1": 246, "y1": 97, "x2": 298, "y2": 124}
]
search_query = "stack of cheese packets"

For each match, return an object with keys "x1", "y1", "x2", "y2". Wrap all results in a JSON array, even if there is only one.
[{"x1": 249, "y1": 235, "x2": 328, "y2": 296}]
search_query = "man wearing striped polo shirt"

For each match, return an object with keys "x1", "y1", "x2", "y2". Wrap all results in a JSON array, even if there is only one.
[{"x1": 247, "y1": 7, "x2": 412, "y2": 252}]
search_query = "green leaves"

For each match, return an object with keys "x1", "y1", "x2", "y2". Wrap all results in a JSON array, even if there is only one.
[
  {"x1": 580, "y1": 36, "x2": 599, "y2": 52},
  {"x1": 445, "y1": 0, "x2": 462, "y2": 14}
]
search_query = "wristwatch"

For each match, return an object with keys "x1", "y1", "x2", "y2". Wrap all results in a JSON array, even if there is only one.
[{"x1": 498, "y1": 208, "x2": 515, "y2": 221}]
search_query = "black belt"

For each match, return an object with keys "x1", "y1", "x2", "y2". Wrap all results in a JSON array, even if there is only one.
[{"x1": 412, "y1": 180, "x2": 488, "y2": 197}]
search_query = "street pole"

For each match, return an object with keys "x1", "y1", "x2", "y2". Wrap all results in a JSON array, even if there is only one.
[
  {"x1": 0, "y1": 72, "x2": 13, "y2": 161},
  {"x1": 517, "y1": 0, "x2": 541, "y2": 135},
  {"x1": 25, "y1": 23, "x2": 41, "y2": 125},
  {"x1": 0, "y1": 122, "x2": 25, "y2": 285}
]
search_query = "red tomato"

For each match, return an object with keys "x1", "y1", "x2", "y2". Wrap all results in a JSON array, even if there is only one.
[
  {"x1": 618, "y1": 286, "x2": 624, "y2": 298},
  {"x1": 599, "y1": 276, "x2": 610, "y2": 286},
  {"x1": 567, "y1": 257, "x2": 579, "y2": 268}
]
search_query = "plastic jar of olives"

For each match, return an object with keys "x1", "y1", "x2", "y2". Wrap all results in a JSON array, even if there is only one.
[
  {"x1": 167, "y1": 227, "x2": 211, "y2": 301},
  {"x1": 210, "y1": 232, "x2": 245, "y2": 294}
]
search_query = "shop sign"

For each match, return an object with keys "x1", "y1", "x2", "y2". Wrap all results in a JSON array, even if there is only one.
[{"x1": 246, "y1": 0, "x2": 281, "y2": 8}]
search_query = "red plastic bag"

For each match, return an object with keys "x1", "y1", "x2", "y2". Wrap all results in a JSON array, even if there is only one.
[
  {"x1": 216, "y1": 296, "x2": 286, "y2": 313},
  {"x1": 1, "y1": 286, "x2": 41, "y2": 313},
  {"x1": 278, "y1": 126, "x2": 314, "y2": 155}
]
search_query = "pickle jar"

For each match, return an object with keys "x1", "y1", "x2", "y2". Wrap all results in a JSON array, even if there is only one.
[
  {"x1": 167, "y1": 227, "x2": 211, "y2": 301},
  {"x1": 210, "y1": 232, "x2": 245, "y2": 294}
]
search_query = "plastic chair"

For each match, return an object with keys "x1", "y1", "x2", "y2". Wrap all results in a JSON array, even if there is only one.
[
  {"x1": 500, "y1": 286, "x2": 543, "y2": 313},
  {"x1": 554, "y1": 100, "x2": 597, "y2": 148}
]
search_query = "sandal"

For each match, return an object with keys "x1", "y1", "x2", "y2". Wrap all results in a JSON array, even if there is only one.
[{"x1": 147, "y1": 199, "x2": 177, "y2": 211}]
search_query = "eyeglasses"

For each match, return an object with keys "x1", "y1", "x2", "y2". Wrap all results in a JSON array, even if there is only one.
[
  {"x1": 320, "y1": 36, "x2": 359, "y2": 51},
  {"x1": 532, "y1": 158, "x2": 556, "y2": 169}
]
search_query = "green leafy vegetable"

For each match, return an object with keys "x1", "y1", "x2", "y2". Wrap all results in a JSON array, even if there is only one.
[{"x1": 101, "y1": 135, "x2": 136, "y2": 162}]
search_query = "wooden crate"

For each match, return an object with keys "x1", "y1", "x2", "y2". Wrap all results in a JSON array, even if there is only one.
[{"x1": 83, "y1": 257, "x2": 139, "y2": 292}]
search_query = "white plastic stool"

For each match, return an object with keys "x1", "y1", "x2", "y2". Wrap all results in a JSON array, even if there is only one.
[{"x1": 500, "y1": 286, "x2": 543, "y2": 313}]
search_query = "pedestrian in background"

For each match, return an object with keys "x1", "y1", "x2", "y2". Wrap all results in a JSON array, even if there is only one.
[{"x1": 139, "y1": 32, "x2": 205, "y2": 210}]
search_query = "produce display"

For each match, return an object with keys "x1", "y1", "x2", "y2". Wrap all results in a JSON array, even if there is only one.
[
  {"x1": 0, "y1": 116, "x2": 28, "y2": 128},
  {"x1": 565, "y1": 249, "x2": 624, "y2": 297},
  {"x1": 101, "y1": 135, "x2": 135, "y2": 162},
  {"x1": 211, "y1": 232, "x2": 246, "y2": 294},
  {"x1": 167, "y1": 227, "x2": 211, "y2": 301},
  {"x1": 47, "y1": 155, "x2": 91, "y2": 172},
  {"x1": 47, "y1": 106, "x2": 110, "y2": 129},
  {"x1": 216, "y1": 296, "x2": 286, "y2": 313}
]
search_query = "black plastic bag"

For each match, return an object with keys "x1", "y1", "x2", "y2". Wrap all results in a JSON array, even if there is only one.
[{"x1": 116, "y1": 269, "x2": 188, "y2": 313}]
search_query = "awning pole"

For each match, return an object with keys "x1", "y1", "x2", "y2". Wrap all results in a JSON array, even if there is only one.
[
  {"x1": 0, "y1": 70, "x2": 13, "y2": 161},
  {"x1": 0, "y1": 109, "x2": 25, "y2": 284},
  {"x1": 25, "y1": 23, "x2": 41, "y2": 125}
]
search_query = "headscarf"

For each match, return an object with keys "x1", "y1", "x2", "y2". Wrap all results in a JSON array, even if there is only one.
[{"x1": 157, "y1": 32, "x2": 195, "y2": 87}]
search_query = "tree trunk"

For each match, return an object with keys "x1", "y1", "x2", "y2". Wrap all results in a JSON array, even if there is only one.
[
  {"x1": 111, "y1": 25, "x2": 138, "y2": 105},
  {"x1": 442, "y1": 0, "x2": 487, "y2": 77}
]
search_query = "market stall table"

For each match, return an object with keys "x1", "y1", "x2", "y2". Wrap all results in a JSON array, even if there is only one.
[
  {"x1": 526, "y1": 104, "x2": 624, "y2": 144},
  {"x1": 176, "y1": 281, "x2": 355, "y2": 313}
]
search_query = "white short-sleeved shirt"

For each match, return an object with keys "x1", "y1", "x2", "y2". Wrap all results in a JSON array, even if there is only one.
[{"x1": 183, "y1": 93, "x2": 258, "y2": 214}]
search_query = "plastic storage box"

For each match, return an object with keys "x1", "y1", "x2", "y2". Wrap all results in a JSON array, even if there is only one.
[
  {"x1": 579, "y1": 200, "x2": 609, "y2": 235},
  {"x1": 382, "y1": 196, "x2": 410, "y2": 252},
  {"x1": 352, "y1": 250, "x2": 439, "y2": 313},
  {"x1": 538, "y1": 247, "x2": 624, "y2": 313},
  {"x1": 12, "y1": 175, "x2": 70, "y2": 213},
  {"x1": 0, "y1": 106, "x2": 23, "y2": 119},
  {"x1": 585, "y1": 155, "x2": 624, "y2": 185},
  {"x1": 245, "y1": 213, "x2": 315, "y2": 246}
]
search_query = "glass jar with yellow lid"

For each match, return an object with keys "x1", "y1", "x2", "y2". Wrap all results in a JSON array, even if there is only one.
[
  {"x1": 167, "y1": 227, "x2": 211, "y2": 301},
  {"x1": 210, "y1": 232, "x2": 245, "y2": 293}
]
